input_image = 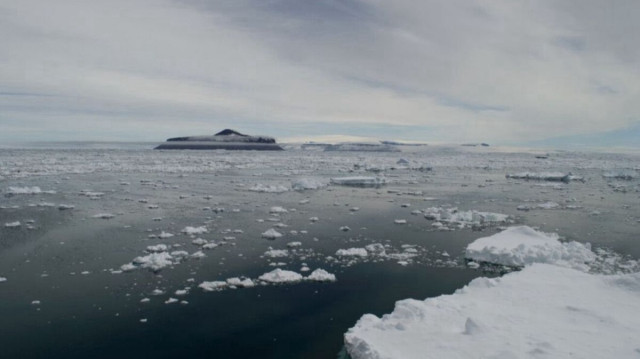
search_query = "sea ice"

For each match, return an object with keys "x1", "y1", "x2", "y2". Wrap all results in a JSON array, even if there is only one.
[
  {"x1": 465, "y1": 226, "x2": 596, "y2": 270},
  {"x1": 198, "y1": 281, "x2": 228, "y2": 292},
  {"x1": 330, "y1": 176, "x2": 386, "y2": 187},
  {"x1": 181, "y1": 226, "x2": 208, "y2": 235},
  {"x1": 4, "y1": 221, "x2": 21, "y2": 228},
  {"x1": 345, "y1": 263, "x2": 640, "y2": 359},
  {"x1": 291, "y1": 178, "x2": 328, "y2": 191},
  {"x1": 264, "y1": 248, "x2": 289, "y2": 258},
  {"x1": 423, "y1": 207, "x2": 510, "y2": 228},
  {"x1": 261, "y1": 228, "x2": 283, "y2": 239},
  {"x1": 336, "y1": 248, "x2": 368, "y2": 257},
  {"x1": 129, "y1": 252, "x2": 174, "y2": 272},
  {"x1": 306, "y1": 269, "x2": 336, "y2": 282},
  {"x1": 258, "y1": 269, "x2": 303, "y2": 283},
  {"x1": 248, "y1": 184, "x2": 289, "y2": 193}
]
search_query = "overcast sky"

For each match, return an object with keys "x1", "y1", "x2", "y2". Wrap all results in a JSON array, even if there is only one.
[{"x1": 1, "y1": 0, "x2": 639, "y2": 144}]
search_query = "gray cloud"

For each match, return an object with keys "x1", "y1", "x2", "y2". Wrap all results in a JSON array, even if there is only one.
[{"x1": 0, "y1": 0, "x2": 638, "y2": 144}]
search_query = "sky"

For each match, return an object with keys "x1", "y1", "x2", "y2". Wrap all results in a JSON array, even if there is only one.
[{"x1": 1, "y1": 0, "x2": 639, "y2": 145}]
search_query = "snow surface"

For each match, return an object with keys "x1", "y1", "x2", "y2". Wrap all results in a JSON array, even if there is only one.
[
  {"x1": 465, "y1": 226, "x2": 595, "y2": 270},
  {"x1": 345, "y1": 263, "x2": 640, "y2": 359}
]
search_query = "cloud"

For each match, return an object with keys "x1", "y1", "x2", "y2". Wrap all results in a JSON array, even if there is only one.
[{"x1": 1, "y1": 0, "x2": 639, "y2": 144}]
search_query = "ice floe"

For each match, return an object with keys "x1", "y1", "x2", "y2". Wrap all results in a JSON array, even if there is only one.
[
  {"x1": 258, "y1": 269, "x2": 304, "y2": 283},
  {"x1": 465, "y1": 226, "x2": 595, "y2": 270},
  {"x1": 261, "y1": 228, "x2": 283, "y2": 239},
  {"x1": 291, "y1": 178, "x2": 328, "y2": 191},
  {"x1": 422, "y1": 207, "x2": 511, "y2": 229},
  {"x1": 345, "y1": 263, "x2": 640, "y2": 359},
  {"x1": 248, "y1": 184, "x2": 289, "y2": 193},
  {"x1": 181, "y1": 226, "x2": 208, "y2": 235}
]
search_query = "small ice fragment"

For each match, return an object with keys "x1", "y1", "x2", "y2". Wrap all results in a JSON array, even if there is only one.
[
  {"x1": 340, "y1": 226, "x2": 351, "y2": 232},
  {"x1": 262, "y1": 228, "x2": 283, "y2": 239},
  {"x1": 307, "y1": 269, "x2": 337, "y2": 282},
  {"x1": 4, "y1": 221, "x2": 21, "y2": 228},
  {"x1": 394, "y1": 219, "x2": 407, "y2": 224},
  {"x1": 164, "y1": 298, "x2": 178, "y2": 304}
]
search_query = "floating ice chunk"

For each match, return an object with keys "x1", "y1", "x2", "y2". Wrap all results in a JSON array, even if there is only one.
[
  {"x1": 287, "y1": 241, "x2": 302, "y2": 248},
  {"x1": 58, "y1": 204, "x2": 75, "y2": 210},
  {"x1": 465, "y1": 226, "x2": 596, "y2": 270},
  {"x1": 261, "y1": 228, "x2": 283, "y2": 239},
  {"x1": 423, "y1": 207, "x2": 510, "y2": 228},
  {"x1": 158, "y1": 231, "x2": 174, "y2": 238},
  {"x1": 202, "y1": 243, "x2": 218, "y2": 250},
  {"x1": 199, "y1": 281, "x2": 228, "y2": 292},
  {"x1": 175, "y1": 289, "x2": 189, "y2": 296},
  {"x1": 31, "y1": 300, "x2": 41, "y2": 305},
  {"x1": 339, "y1": 226, "x2": 351, "y2": 232},
  {"x1": 264, "y1": 248, "x2": 289, "y2": 258},
  {"x1": 309, "y1": 217, "x2": 319, "y2": 222},
  {"x1": 258, "y1": 269, "x2": 303, "y2": 283},
  {"x1": 269, "y1": 206, "x2": 288, "y2": 214},
  {"x1": 394, "y1": 219, "x2": 407, "y2": 224},
  {"x1": 181, "y1": 226, "x2": 208, "y2": 235},
  {"x1": 306, "y1": 269, "x2": 336, "y2": 282},
  {"x1": 537, "y1": 201, "x2": 560, "y2": 209},
  {"x1": 146, "y1": 244, "x2": 168, "y2": 252},
  {"x1": 192, "y1": 238, "x2": 208, "y2": 246},
  {"x1": 0, "y1": 277, "x2": 7, "y2": 282},
  {"x1": 190, "y1": 251, "x2": 206, "y2": 259},
  {"x1": 131, "y1": 252, "x2": 174, "y2": 271},
  {"x1": 164, "y1": 298, "x2": 178, "y2": 304},
  {"x1": 330, "y1": 176, "x2": 386, "y2": 187},
  {"x1": 226, "y1": 277, "x2": 255, "y2": 288},
  {"x1": 7, "y1": 186, "x2": 43, "y2": 194},
  {"x1": 4, "y1": 221, "x2": 21, "y2": 228},
  {"x1": 336, "y1": 248, "x2": 368, "y2": 257},
  {"x1": 151, "y1": 289, "x2": 165, "y2": 296},
  {"x1": 291, "y1": 178, "x2": 328, "y2": 191},
  {"x1": 345, "y1": 264, "x2": 640, "y2": 359},
  {"x1": 248, "y1": 184, "x2": 289, "y2": 193}
]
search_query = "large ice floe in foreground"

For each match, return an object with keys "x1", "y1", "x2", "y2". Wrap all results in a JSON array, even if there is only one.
[
  {"x1": 154, "y1": 129, "x2": 284, "y2": 150},
  {"x1": 344, "y1": 226, "x2": 640, "y2": 358},
  {"x1": 465, "y1": 226, "x2": 595, "y2": 270},
  {"x1": 345, "y1": 263, "x2": 640, "y2": 359}
]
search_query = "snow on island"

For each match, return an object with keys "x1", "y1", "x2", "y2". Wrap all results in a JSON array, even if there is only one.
[
  {"x1": 345, "y1": 263, "x2": 640, "y2": 359},
  {"x1": 155, "y1": 129, "x2": 284, "y2": 150},
  {"x1": 344, "y1": 226, "x2": 639, "y2": 359}
]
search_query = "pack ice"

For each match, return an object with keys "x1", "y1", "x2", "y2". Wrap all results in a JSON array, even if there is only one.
[
  {"x1": 345, "y1": 226, "x2": 639, "y2": 359},
  {"x1": 345, "y1": 264, "x2": 640, "y2": 359}
]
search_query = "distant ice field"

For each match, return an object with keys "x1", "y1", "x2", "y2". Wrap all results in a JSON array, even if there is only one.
[{"x1": 0, "y1": 144, "x2": 638, "y2": 358}]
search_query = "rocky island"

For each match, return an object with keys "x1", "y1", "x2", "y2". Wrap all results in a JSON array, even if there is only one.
[{"x1": 154, "y1": 129, "x2": 284, "y2": 150}]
